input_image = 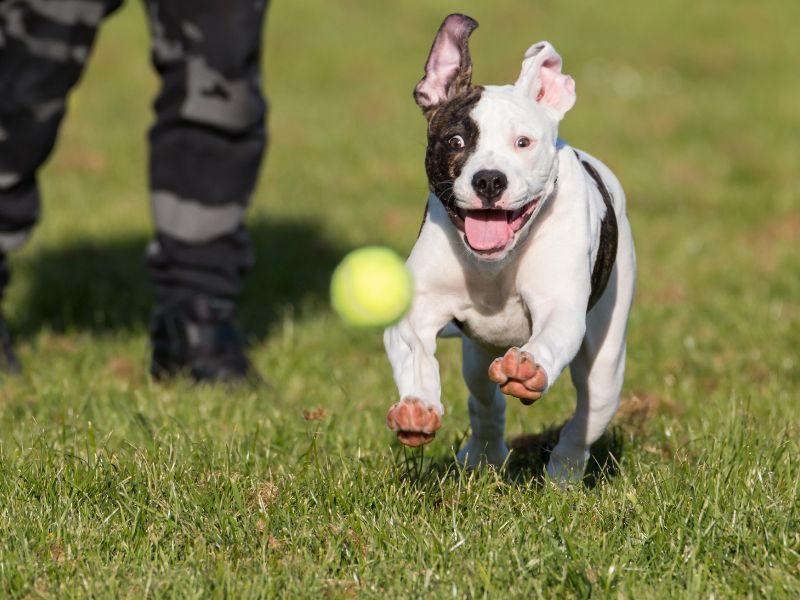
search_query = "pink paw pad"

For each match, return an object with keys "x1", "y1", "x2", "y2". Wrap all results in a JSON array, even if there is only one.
[
  {"x1": 386, "y1": 397, "x2": 442, "y2": 447},
  {"x1": 488, "y1": 347, "x2": 548, "y2": 405}
]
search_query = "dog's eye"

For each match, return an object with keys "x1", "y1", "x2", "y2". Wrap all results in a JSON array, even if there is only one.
[
  {"x1": 447, "y1": 135, "x2": 465, "y2": 149},
  {"x1": 516, "y1": 136, "x2": 533, "y2": 148}
]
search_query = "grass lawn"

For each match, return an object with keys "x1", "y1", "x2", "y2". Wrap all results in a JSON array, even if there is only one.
[{"x1": 1, "y1": 0, "x2": 798, "y2": 597}]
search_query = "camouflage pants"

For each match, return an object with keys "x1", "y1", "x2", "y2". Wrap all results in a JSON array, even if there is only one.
[{"x1": 0, "y1": 0, "x2": 268, "y2": 306}]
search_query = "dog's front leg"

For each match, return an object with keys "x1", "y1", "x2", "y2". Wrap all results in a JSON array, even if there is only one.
[
  {"x1": 488, "y1": 299, "x2": 586, "y2": 404},
  {"x1": 383, "y1": 307, "x2": 451, "y2": 447}
]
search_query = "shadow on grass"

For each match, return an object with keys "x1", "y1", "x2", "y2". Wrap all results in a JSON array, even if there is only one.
[
  {"x1": 396, "y1": 424, "x2": 625, "y2": 489},
  {"x1": 10, "y1": 217, "x2": 348, "y2": 339},
  {"x1": 505, "y1": 425, "x2": 625, "y2": 488}
]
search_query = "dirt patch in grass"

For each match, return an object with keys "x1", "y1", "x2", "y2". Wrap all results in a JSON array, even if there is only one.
[
  {"x1": 303, "y1": 407, "x2": 327, "y2": 421},
  {"x1": 746, "y1": 211, "x2": 800, "y2": 272}
]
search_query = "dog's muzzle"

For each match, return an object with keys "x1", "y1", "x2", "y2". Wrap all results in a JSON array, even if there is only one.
[{"x1": 452, "y1": 199, "x2": 540, "y2": 254}]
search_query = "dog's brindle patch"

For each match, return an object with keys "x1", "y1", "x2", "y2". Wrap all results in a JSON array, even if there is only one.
[
  {"x1": 423, "y1": 88, "x2": 484, "y2": 218},
  {"x1": 579, "y1": 157, "x2": 618, "y2": 311}
]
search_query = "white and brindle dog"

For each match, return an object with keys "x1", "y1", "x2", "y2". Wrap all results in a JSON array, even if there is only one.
[{"x1": 384, "y1": 14, "x2": 636, "y2": 483}]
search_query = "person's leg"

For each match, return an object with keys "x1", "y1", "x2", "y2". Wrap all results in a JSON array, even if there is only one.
[
  {"x1": 143, "y1": 0, "x2": 268, "y2": 382},
  {"x1": 0, "y1": 0, "x2": 123, "y2": 371}
]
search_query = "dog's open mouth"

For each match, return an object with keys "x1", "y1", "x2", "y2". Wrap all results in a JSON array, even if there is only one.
[{"x1": 447, "y1": 197, "x2": 540, "y2": 255}]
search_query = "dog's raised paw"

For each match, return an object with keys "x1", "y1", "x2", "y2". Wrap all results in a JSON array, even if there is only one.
[
  {"x1": 386, "y1": 397, "x2": 442, "y2": 447},
  {"x1": 488, "y1": 347, "x2": 547, "y2": 405}
]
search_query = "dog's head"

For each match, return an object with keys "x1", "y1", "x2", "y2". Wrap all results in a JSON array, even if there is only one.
[{"x1": 415, "y1": 14, "x2": 576, "y2": 262}]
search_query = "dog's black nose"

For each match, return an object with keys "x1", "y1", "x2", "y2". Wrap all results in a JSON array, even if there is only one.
[{"x1": 471, "y1": 169, "x2": 508, "y2": 204}]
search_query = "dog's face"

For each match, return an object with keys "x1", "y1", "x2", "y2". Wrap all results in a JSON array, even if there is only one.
[{"x1": 415, "y1": 15, "x2": 576, "y2": 262}]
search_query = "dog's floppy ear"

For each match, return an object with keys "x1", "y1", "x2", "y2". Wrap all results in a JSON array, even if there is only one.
[
  {"x1": 515, "y1": 41, "x2": 576, "y2": 120},
  {"x1": 414, "y1": 14, "x2": 479, "y2": 117}
]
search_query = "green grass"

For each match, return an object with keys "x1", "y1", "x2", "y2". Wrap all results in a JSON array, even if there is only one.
[{"x1": 1, "y1": 0, "x2": 799, "y2": 597}]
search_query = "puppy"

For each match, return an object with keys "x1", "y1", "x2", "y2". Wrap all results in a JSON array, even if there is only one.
[{"x1": 384, "y1": 14, "x2": 636, "y2": 483}]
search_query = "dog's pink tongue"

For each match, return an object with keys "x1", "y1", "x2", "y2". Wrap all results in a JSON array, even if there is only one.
[{"x1": 464, "y1": 210, "x2": 512, "y2": 251}]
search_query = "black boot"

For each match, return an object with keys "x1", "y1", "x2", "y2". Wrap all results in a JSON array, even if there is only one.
[
  {"x1": 0, "y1": 309, "x2": 21, "y2": 375},
  {"x1": 150, "y1": 296, "x2": 261, "y2": 384},
  {"x1": 0, "y1": 256, "x2": 20, "y2": 375}
]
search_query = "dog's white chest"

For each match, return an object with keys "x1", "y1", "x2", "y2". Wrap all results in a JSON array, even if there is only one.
[{"x1": 456, "y1": 292, "x2": 532, "y2": 351}]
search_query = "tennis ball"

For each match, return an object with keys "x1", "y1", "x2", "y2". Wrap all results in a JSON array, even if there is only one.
[{"x1": 331, "y1": 246, "x2": 414, "y2": 328}]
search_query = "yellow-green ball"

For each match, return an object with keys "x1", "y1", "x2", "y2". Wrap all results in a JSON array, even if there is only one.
[{"x1": 331, "y1": 246, "x2": 414, "y2": 328}]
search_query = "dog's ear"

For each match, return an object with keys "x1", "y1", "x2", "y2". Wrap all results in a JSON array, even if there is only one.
[
  {"x1": 515, "y1": 41, "x2": 576, "y2": 120},
  {"x1": 414, "y1": 14, "x2": 479, "y2": 117}
]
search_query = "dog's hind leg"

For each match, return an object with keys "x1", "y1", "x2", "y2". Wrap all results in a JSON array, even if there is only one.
[
  {"x1": 457, "y1": 336, "x2": 509, "y2": 468},
  {"x1": 547, "y1": 235, "x2": 636, "y2": 484}
]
